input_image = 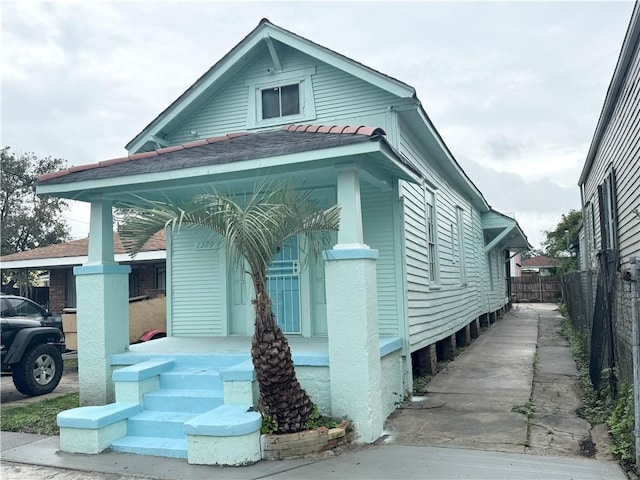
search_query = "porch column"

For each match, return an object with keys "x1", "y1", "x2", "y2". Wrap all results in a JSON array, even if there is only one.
[
  {"x1": 73, "y1": 199, "x2": 130, "y2": 405},
  {"x1": 323, "y1": 166, "x2": 383, "y2": 443}
]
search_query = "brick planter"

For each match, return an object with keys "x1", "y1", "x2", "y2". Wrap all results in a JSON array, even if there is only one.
[{"x1": 261, "y1": 422, "x2": 353, "y2": 460}]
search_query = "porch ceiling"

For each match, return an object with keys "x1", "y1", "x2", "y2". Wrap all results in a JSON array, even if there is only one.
[{"x1": 37, "y1": 126, "x2": 421, "y2": 204}]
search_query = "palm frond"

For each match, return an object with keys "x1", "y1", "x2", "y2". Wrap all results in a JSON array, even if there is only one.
[{"x1": 118, "y1": 184, "x2": 340, "y2": 277}]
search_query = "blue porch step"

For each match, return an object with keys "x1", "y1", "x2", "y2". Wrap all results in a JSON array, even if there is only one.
[
  {"x1": 126, "y1": 410, "x2": 196, "y2": 438},
  {"x1": 143, "y1": 389, "x2": 224, "y2": 413},
  {"x1": 110, "y1": 436, "x2": 187, "y2": 459},
  {"x1": 159, "y1": 369, "x2": 222, "y2": 390}
]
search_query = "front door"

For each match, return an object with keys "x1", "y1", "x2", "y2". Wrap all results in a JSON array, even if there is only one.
[{"x1": 267, "y1": 237, "x2": 301, "y2": 334}]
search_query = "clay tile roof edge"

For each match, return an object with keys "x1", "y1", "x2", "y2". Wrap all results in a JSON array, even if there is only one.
[
  {"x1": 38, "y1": 170, "x2": 72, "y2": 182},
  {"x1": 99, "y1": 157, "x2": 129, "y2": 168},
  {"x1": 156, "y1": 145, "x2": 184, "y2": 154},
  {"x1": 69, "y1": 163, "x2": 99, "y2": 173},
  {"x1": 129, "y1": 150, "x2": 159, "y2": 160},
  {"x1": 282, "y1": 124, "x2": 385, "y2": 137}
]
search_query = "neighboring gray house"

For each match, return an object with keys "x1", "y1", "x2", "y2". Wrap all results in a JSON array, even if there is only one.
[
  {"x1": 572, "y1": 2, "x2": 640, "y2": 391},
  {"x1": 579, "y1": 2, "x2": 640, "y2": 271}
]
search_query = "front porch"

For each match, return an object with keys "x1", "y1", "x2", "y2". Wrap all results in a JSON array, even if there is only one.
[{"x1": 57, "y1": 335, "x2": 403, "y2": 464}]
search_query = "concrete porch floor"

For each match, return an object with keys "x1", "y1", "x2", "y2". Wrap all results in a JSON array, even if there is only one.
[{"x1": 110, "y1": 336, "x2": 402, "y2": 367}]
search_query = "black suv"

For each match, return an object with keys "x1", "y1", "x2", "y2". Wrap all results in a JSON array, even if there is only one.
[{"x1": 1, "y1": 295, "x2": 66, "y2": 396}]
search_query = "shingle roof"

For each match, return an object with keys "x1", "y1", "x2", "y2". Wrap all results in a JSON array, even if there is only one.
[
  {"x1": 37, "y1": 125, "x2": 394, "y2": 186},
  {"x1": 0, "y1": 231, "x2": 165, "y2": 263}
]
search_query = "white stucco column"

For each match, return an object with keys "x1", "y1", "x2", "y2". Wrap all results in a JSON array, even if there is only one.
[
  {"x1": 322, "y1": 166, "x2": 383, "y2": 443},
  {"x1": 335, "y1": 165, "x2": 367, "y2": 249},
  {"x1": 73, "y1": 199, "x2": 130, "y2": 405}
]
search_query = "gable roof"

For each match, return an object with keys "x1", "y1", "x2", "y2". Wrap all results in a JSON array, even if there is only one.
[
  {"x1": 0, "y1": 232, "x2": 166, "y2": 269},
  {"x1": 579, "y1": 2, "x2": 640, "y2": 185},
  {"x1": 125, "y1": 18, "x2": 416, "y2": 154}
]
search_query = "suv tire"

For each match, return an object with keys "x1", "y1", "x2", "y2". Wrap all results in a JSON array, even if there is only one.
[{"x1": 12, "y1": 343, "x2": 64, "y2": 396}]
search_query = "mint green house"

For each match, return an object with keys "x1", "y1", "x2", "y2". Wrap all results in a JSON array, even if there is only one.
[{"x1": 39, "y1": 20, "x2": 528, "y2": 464}]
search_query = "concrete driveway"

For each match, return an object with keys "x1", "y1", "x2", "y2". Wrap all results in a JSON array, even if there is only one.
[{"x1": 385, "y1": 303, "x2": 615, "y2": 462}]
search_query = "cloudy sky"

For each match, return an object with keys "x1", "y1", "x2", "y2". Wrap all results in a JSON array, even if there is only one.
[{"x1": 1, "y1": 0, "x2": 635, "y2": 248}]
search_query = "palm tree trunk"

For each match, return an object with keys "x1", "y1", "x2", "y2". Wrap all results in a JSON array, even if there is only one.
[{"x1": 250, "y1": 271, "x2": 314, "y2": 433}]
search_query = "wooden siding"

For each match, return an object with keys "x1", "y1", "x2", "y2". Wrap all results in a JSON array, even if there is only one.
[
  {"x1": 166, "y1": 43, "x2": 401, "y2": 144},
  {"x1": 168, "y1": 227, "x2": 226, "y2": 336},
  {"x1": 361, "y1": 183, "x2": 399, "y2": 336},
  {"x1": 398, "y1": 129, "x2": 500, "y2": 353},
  {"x1": 582, "y1": 36, "x2": 640, "y2": 269}
]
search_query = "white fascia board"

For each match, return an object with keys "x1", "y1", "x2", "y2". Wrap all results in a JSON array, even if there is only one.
[
  {"x1": 37, "y1": 141, "x2": 387, "y2": 199},
  {"x1": 0, "y1": 256, "x2": 88, "y2": 269},
  {"x1": 413, "y1": 105, "x2": 490, "y2": 211},
  {"x1": 265, "y1": 28, "x2": 415, "y2": 99},
  {"x1": 0, "y1": 251, "x2": 166, "y2": 270},
  {"x1": 127, "y1": 35, "x2": 265, "y2": 154}
]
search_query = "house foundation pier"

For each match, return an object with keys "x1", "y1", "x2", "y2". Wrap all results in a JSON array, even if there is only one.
[
  {"x1": 437, "y1": 335, "x2": 456, "y2": 361},
  {"x1": 470, "y1": 318, "x2": 480, "y2": 339},
  {"x1": 456, "y1": 324, "x2": 472, "y2": 347}
]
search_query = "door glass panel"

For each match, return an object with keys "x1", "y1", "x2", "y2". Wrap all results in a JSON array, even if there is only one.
[{"x1": 267, "y1": 237, "x2": 301, "y2": 334}]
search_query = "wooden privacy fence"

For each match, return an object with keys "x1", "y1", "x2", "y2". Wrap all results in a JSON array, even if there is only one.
[{"x1": 510, "y1": 276, "x2": 562, "y2": 303}]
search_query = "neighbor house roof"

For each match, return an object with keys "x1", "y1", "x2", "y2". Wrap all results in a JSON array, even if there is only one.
[
  {"x1": 38, "y1": 124, "x2": 419, "y2": 186},
  {"x1": 0, "y1": 232, "x2": 166, "y2": 269},
  {"x1": 520, "y1": 255, "x2": 559, "y2": 269}
]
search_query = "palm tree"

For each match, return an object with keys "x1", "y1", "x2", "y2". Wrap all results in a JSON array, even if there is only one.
[{"x1": 118, "y1": 185, "x2": 340, "y2": 433}]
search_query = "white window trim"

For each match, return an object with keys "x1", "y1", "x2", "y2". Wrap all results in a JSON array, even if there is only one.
[
  {"x1": 423, "y1": 183, "x2": 440, "y2": 287},
  {"x1": 601, "y1": 169, "x2": 617, "y2": 251},
  {"x1": 456, "y1": 206, "x2": 467, "y2": 286},
  {"x1": 245, "y1": 67, "x2": 317, "y2": 128}
]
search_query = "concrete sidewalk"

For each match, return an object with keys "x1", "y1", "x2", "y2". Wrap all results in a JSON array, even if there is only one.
[{"x1": 1, "y1": 304, "x2": 627, "y2": 479}]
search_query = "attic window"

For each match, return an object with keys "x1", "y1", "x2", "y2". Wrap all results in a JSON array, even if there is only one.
[
  {"x1": 246, "y1": 66, "x2": 316, "y2": 128},
  {"x1": 262, "y1": 84, "x2": 300, "y2": 119}
]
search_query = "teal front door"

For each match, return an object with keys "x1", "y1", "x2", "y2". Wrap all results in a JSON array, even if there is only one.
[{"x1": 267, "y1": 237, "x2": 301, "y2": 334}]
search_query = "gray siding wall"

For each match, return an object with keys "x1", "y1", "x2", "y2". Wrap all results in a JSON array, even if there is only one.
[
  {"x1": 166, "y1": 43, "x2": 402, "y2": 145},
  {"x1": 168, "y1": 227, "x2": 226, "y2": 336},
  {"x1": 582, "y1": 38, "x2": 640, "y2": 270},
  {"x1": 361, "y1": 183, "x2": 400, "y2": 336},
  {"x1": 398, "y1": 129, "x2": 500, "y2": 353}
]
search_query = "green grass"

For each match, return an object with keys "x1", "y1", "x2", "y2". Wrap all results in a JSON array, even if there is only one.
[
  {"x1": 63, "y1": 357, "x2": 78, "y2": 368},
  {"x1": 0, "y1": 393, "x2": 79, "y2": 435}
]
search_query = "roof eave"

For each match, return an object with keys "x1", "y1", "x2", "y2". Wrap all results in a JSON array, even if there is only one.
[
  {"x1": 0, "y1": 250, "x2": 166, "y2": 270},
  {"x1": 37, "y1": 139, "x2": 413, "y2": 201}
]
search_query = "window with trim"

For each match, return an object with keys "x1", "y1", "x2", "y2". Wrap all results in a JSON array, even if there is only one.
[
  {"x1": 456, "y1": 207, "x2": 467, "y2": 285},
  {"x1": 156, "y1": 265, "x2": 166, "y2": 291},
  {"x1": 424, "y1": 185, "x2": 439, "y2": 284},
  {"x1": 65, "y1": 269, "x2": 76, "y2": 308},
  {"x1": 598, "y1": 169, "x2": 617, "y2": 251},
  {"x1": 245, "y1": 67, "x2": 316, "y2": 128},
  {"x1": 262, "y1": 84, "x2": 299, "y2": 119}
]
